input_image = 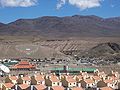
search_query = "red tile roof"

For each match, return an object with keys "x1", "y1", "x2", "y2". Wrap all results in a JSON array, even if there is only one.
[
  {"x1": 34, "y1": 84, "x2": 46, "y2": 90},
  {"x1": 50, "y1": 76, "x2": 60, "y2": 82},
  {"x1": 84, "y1": 79, "x2": 94, "y2": 84},
  {"x1": 22, "y1": 76, "x2": 31, "y2": 81},
  {"x1": 51, "y1": 86, "x2": 64, "y2": 90},
  {"x1": 104, "y1": 79, "x2": 113, "y2": 84},
  {"x1": 92, "y1": 76, "x2": 101, "y2": 81},
  {"x1": 71, "y1": 87, "x2": 83, "y2": 90},
  {"x1": 9, "y1": 76, "x2": 18, "y2": 80},
  {"x1": 3, "y1": 83, "x2": 14, "y2": 88},
  {"x1": 12, "y1": 61, "x2": 36, "y2": 69},
  {"x1": 19, "y1": 84, "x2": 29, "y2": 89},
  {"x1": 35, "y1": 75, "x2": 45, "y2": 81},
  {"x1": 66, "y1": 76, "x2": 76, "y2": 83},
  {"x1": 100, "y1": 87, "x2": 113, "y2": 90}
]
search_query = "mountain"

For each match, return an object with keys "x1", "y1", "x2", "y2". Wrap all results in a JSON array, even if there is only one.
[
  {"x1": 81, "y1": 42, "x2": 120, "y2": 58},
  {"x1": 0, "y1": 15, "x2": 120, "y2": 37}
]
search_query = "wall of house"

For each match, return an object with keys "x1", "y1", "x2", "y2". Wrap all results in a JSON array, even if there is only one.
[
  {"x1": 61, "y1": 79, "x2": 68, "y2": 87},
  {"x1": 80, "y1": 80, "x2": 86, "y2": 88},
  {"x1": 45, "y1": 79, "x2": 52, "y2": 86},
  {"x1": 97, "y1": 81, "x2": 107, "y2": 87},
  {"x1": 31, "y1": 77, "x2": 37, "y2": 85},
  {"x1": 52, "y1": 82, "x2": 59, "y2": 86},
  {"x1": 5, "y1": 78, "x2": 11, "y2": 83},
  {"x1": 17, "y1": 78, "x2": 23, "y2": 84},
  {"x1": 68, "y1": 82, "x2": 76, "y2": 87}
]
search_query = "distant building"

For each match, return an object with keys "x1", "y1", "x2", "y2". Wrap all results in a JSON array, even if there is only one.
[
  {"x1": 11, "y1": 61, "x2": 36, "y2": 70},
  {"x1": 50, "y1": 66, "x2": 97, "y2": 75}
]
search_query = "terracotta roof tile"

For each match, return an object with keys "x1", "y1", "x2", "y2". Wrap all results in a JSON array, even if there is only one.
[
  {"x1": 9, "y1": 76, "x2": 18, "y2": 80},
  {"x1": 22, "y1": 76, "x2": 31, "y2": 81},
  {"x1": 84, "y1": 79, "x2": 94, "y2": 84},
  {"x1": 108, "y1": 76, "x2": 118, "y2": 80},
  {"x1": 92, "y1": 76, "x2": 101, "y2": 80},
  {"x1": 71, "y1": 87, "x2": 83, "y2": 90},
  {"x1": 19, "y1": 84, "x2": 29, "y2": 89},
  {"x1": 12, "y1": 61, "x2": 36, "y2": 69},
  {"x1": 3, "y1": 83, "x2": 14, "y2": 88},
  {"x1": 100, "y1": 87, "x2": 113, "y2": 90},
  {"x1": 66, "y1": 78, "x2": 76, "y2": 83},
  {"x1": 50, "y1": 76, "x2": 60, "y2": 82},
  {"x1": 51, "y1": 86, "x2": 64, "y2": 90},
  {"x1": 34, "y1": 84, "x2": 46, "y2": 90},
  {"x1": 35, "y1": 75, "x2": 45, "y2": 81},
  {"x1": 104, "y1": 79, "x2": 113, "y2": 84}
]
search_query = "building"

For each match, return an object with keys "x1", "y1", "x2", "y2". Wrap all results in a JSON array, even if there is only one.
[
  {"x1": 5, "y1": 76, "x2": 18, "y2": 84},
  {"x1": 17, "y1": 76, "x2": 31, "y2": 85},
  {"x1": 31, "y1": 73, "x2": 45, "y2": 85},
  {"x1": 11, "y1": 61, "x2": 36, "y2": 70},
  {"x1": 61, "y1": 75, "x2": 77, "y2": 88},
  {"x1": 2, "y1": 83, "x2": 14, "y2": 90},
  {"x1": 45, "y1": 74, "x2": 62, "y2": 86},
  {"x1": 50, "y1": 66, "x2": 97, "y2": 75},
  {"x1": 80, "y1": 78, "x2": 95, "y2": 88}
]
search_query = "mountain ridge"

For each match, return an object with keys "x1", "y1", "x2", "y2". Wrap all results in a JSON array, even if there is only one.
[{"x1": 0, "y1": 15, "x2": 120, "y2": 38}]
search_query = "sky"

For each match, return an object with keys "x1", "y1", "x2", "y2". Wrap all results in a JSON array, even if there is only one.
[{"x1": 0, "y1": 0, "x2": 120, "y2": 23}]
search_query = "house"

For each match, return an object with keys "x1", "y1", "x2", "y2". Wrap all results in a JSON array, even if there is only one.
[
  {"x1": 34, "y1": 84, "x2": 46, "y2": 90},
  {"x1": 80, "y1": 78, "x2": 95, "y2": 88},
  {"x1": 94, "y1": 71, "x2": 106, "y2": 79},
  {"x1": 107, "y1": 76, "x2": 119, "y2": 83},
  {"x1": 109, "y1": 71, "x2": 119, "y2": 78},
  {"x1": 45, "y1": 74, "x2": 61, "y2": 86},
  {"x1": 31, "y1": 74, "x2": 45, "y2": 85},
  {"x1": 80, "y1": 72, "x2": 89, "y2": 79},
  {"x1": 2, "y1": 83, "x2": 14, "y2": 90},
  {"x1": 17, "y1": 76, "x2": 31, "y2": 85},
  {"x1": 76, "y1": 75, "x2": 83, "y2": 83},
  {"x1": 17, "y1": 84, "x2": 30, "y2": 90},
  {"x1": 50, "y1": 86, "x2": 65, "y2": 90},
  {"x1": 92, "y1": 76, "x2": 101, "y2": 84},
  {"x1": 5, "y1": 76, "x2": 18, "y2": 84},
  {"x1": 97, "y1": 79, "x2": 116, "y2": 89},
  {"x1": 100, "y1": 86, "x2": 113, "y2": 90},
  {"x1": 61, "y1": 75, "x2": 77, "y2": 87}
]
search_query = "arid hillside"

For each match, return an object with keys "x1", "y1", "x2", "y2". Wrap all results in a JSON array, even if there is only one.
[{"x1": 0, "y1": 15, "x2": 120, "y2": 37}]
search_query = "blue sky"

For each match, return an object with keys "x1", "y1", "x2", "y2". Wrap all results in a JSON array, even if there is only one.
[{"x1": 0, "y1": 0, "x2": 120, "y2": 23}]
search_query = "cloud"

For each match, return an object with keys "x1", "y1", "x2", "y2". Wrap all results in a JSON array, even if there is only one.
[
  {"x1": 0, "y1": 0, "x2": 37, "y2": 7},
  {"x1": 57, "y1": 0, "x2": 103, "y2": 10},
  {"x1": 57, "y1": 0, "x2": 66, "y2": 9}
]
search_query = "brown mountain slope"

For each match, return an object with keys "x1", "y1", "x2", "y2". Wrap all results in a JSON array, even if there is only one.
[{"x1": 0, "y1": 15, "x2": 120, "y2": 37}]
